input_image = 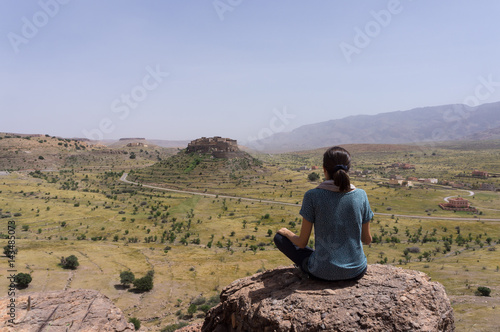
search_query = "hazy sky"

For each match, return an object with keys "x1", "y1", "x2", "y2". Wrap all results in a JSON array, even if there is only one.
[{"x1": 2, "y1": 1, "x2": 500, "y2": 143}]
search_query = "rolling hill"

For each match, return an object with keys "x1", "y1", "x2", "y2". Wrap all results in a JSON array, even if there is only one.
[
  {"x1": 0, "y1": 133, "x2": 177, "y2": 171},
  {"x1": 248, "y1": 102, "x2": 500, "y2": 152}
]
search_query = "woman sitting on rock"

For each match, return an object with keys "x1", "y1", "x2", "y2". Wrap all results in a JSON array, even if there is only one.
[{"x1": 274, "y1": 146, "x2": 373, "y2": 281}]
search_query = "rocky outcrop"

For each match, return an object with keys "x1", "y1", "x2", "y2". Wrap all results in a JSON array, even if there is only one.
[
  {"x1": 0, "y1": 289, "x2": 135, "y2": 332},
  {"x1": 177, "y1": 323, "x2": 204, "y2": 331},
  {"x1": 186, "y1": 136, "x2": 244, "y2": 158},
  {"x1": 202, "y1": 265, "x2": 455, "y2": 332}
]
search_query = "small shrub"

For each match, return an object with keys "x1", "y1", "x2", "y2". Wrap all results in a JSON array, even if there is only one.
[
  {"x1": 15, "y1": 273, "x2": 32, "y2": 288},
  {"x1": 206, "y1": 294, "x2": 220, "y2": 307},
  {"x1": 477, "y1": 286, "x2": 491, "y2": 296},
  {"x1": 133, "y1": 271, "x2": 154, "y2": 292},
  {"x1": 406, "y1": 247, "x2": 421, "y2": 253},
  {"x1": 128, "y1": 317, "x2": 140, "y2": 330},
  {"x1": 3, "y1": 245, "x2": 17, "y2": 258},
  {"x1": 191, "y1": 297, "x2": 206, "y2": 306},
  {"x1": 199, "y1": 304, "x2": 211, "y2": 313},
  {"x1": 187, "y1": 304, "x2": 197, "y2": 316},
  {"x1": 60, "y1": 255, "x2": 79, "y2": 269},
  {"x1": 161, "y1": 322, "x2": 189, "y2": 332},
  {"x1": 308, "y1": 172, "x2": 320, "y2": 181},
  {"x1": 120, "y1": 271, "x2": 135, "y2": 286}
]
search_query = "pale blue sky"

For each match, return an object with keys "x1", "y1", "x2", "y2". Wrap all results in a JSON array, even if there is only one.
[{"x1": 1, "y1": 1, "x2": 500, "y2": 142}]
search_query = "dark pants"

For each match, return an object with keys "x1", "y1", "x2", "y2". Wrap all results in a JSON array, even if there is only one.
[
  {"x1": 273, "y1": 233, "x2": 367, "y2": 282},
  {"x1": 273, "y1": 233, "x2": 314, "y2": 272}
]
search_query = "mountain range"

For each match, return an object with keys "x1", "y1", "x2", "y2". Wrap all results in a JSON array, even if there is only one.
[{"x1": 247, "y1": 102, "x2": 500, "y2": 152}]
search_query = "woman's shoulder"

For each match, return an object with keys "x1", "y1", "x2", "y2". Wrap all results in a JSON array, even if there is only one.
[
  {"x1": 304, "y1": 187, "x2": 369, "y2": 198},
  {"x1": 349, "y1": 188, "x2": 369, "y2": 198},
  {"x1": 304, "y1": 188, "x2": 328, "y2": 196},
  {"x1": 352, "y1": 188, "x2": 367, "y2": 194}
]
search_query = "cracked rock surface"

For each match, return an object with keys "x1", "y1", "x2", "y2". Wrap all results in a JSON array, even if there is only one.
[{"x1": 0, "y1": 289, "x2": 135, "y2": 332}]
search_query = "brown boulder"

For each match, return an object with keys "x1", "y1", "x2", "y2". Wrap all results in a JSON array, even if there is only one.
[
  {"x1": 0, "y1": 289, "x2": 135, "y2": 332},
  {"x1": 202, "y1": 265, "x2": 454, "y2": 332}
]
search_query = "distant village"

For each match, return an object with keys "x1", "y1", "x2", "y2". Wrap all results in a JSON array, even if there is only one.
[
  {"x1": 295, "y1": 162, "x2": 496, "y2": 213},
  {"x1": 296, "y1": 162, "x2": 496, "y2": 191}
]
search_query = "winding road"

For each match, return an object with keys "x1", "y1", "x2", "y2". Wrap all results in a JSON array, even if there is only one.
[
  {"x1": 120, "y1": 173, "x2": 500, "y2": 222},
  {"x1": 443, "y1": 190, "x2": 475, "y2": 203},
  {"x1": 120, "y1": 173, "x2": 299, "y2": 207}
]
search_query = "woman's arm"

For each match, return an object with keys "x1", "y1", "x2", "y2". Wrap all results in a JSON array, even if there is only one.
[
  {"x1": 361, "y1": 221, "x2": 372, "y2": 245},
  {"x1": 278, "y1": 218, "x2": 313, "y2": 249}
]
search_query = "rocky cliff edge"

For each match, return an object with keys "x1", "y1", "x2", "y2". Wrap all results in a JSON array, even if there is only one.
[
  {"x1": 0, "y1": 289, "x2": 135, "y2": 332},
  {"x1": 200, "y1": 264, "x2": 454, "y2": 332}
]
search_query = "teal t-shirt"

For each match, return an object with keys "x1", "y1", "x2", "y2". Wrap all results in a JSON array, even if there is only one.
[{"x1": 299, "y1": 188, "x2": 373, "y2": 280}]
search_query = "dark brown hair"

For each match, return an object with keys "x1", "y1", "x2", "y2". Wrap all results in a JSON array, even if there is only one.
[{"x1": 323, "y1": 146, "x2": 351, "y2": 192}]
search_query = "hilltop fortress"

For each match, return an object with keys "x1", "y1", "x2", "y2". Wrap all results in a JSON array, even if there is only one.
[{"x1": 186, "y1": 136, "x2": 244, "y2": 158}]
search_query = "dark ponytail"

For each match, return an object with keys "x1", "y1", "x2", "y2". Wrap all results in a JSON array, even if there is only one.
[{"x1": 323, "y1": 146, "x2": 351, "y2": 192}]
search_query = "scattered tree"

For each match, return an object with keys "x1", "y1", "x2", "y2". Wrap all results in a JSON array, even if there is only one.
[
  {"x1": 120, "y1": 271, "x2": 135, "y2": 287},
  {"x1": 60, "y1": 255, "x2": 79, "y2": 269},
  {"x1": 477, "y1": 286, "x2": 491, "y2": 297},
  {"x1": 133, "y1": 270, "x2": 154, "y2": 292},
  {"x1": 308, "y1": 172, "x2": 320, "y2": 181},
  {"x1": 187, "y1": 303, "x2": 197, "y2": 316},
  {"x1": 15, "y1": 273, "x2": 32, "y2": 288}
]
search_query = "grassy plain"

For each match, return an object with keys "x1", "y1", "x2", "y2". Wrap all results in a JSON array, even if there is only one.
[{"x1": 0, "y1": 140, "x2": 499, "y2": 331}]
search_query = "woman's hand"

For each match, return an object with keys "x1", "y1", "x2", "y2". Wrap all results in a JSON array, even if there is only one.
[
  {"x1": 278, "y1": 219, "x2": 313, "y2": 249},
  {"x1": 277, "y1": 227, "x2": 294, "y2": 238}
]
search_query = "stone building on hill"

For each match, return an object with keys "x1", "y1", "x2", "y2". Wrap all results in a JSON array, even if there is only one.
[
  {"x1": 126, "y1": 142, "x2": 147, "y2": 147},
  {"x1": 186, "y1": 136, "x2": 243, "y2": 158},
  {"x1": 472, "y1": 170, "x2": 489, "y2": 178},
  {"x1": 119, "y1": 137, "x2": 146, "y2": 141}
]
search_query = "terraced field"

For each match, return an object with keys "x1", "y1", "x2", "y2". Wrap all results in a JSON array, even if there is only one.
[{"x1": 0, "y1": 141, "x2": 499, "y2": 331}]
